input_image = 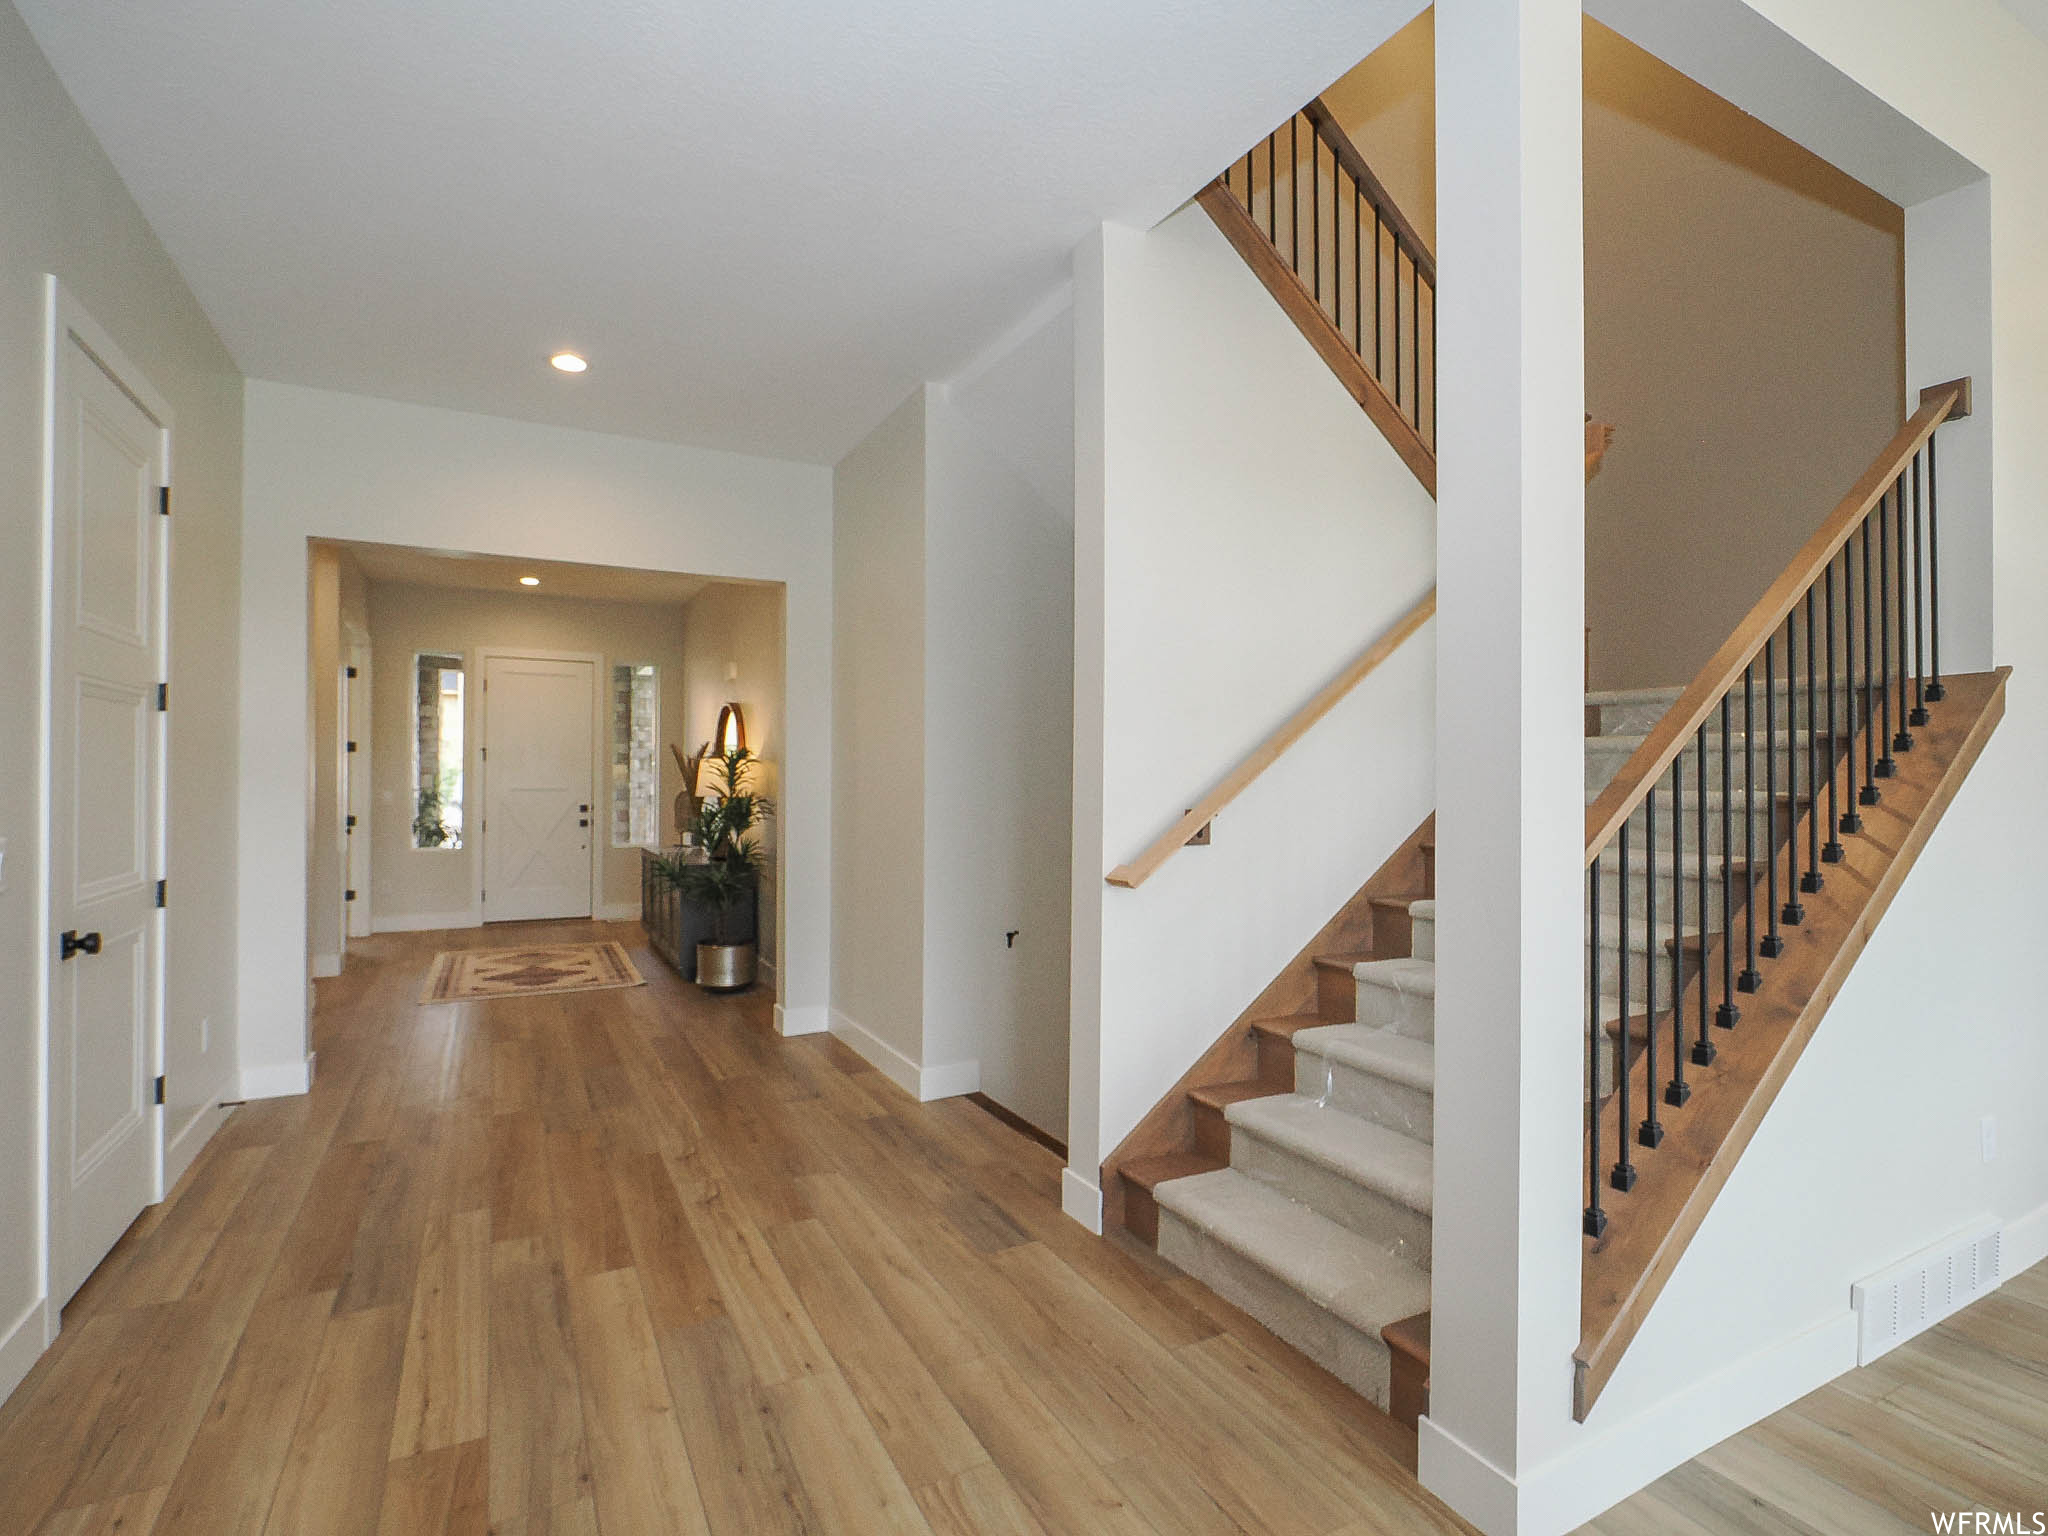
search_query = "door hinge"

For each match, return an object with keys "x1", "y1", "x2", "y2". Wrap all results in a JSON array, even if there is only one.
[
  {"x1": 153, "y1": 1075, "x2": 165, "y2": 1106},
  {"x1": 155, "y1": 879, "x2": 166, "y2": 909},
  {"x1": 158, "y1": 485, "x2": 170, "y2": 517},
  {"x1": 156, "y1": 682, "x2": 168, "y2": 711},
  {"x1": 345, "y1": 665, "x2": 357, "y2": 679},
  {"x1": 346, "y1": 740, "x2": 357, "y2": 753},
  {"x1": 346, "y1": 814, "x2": 356, "y2": 831},
  {"x1": 345, "y1": 888, "x2": 356, "y2": 902}
]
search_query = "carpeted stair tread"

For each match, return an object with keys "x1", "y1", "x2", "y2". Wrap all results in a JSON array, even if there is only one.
[
  {"x1": 1291, "y1": 1024, "x2": 1434, "y2": 1093},
  {"x1": 1152, "y1": 1167, "x2": 1432, "y2": 1336},
  {"x1": 1225, "y1": 1094, "x2": 1433, "y2": 1215}
]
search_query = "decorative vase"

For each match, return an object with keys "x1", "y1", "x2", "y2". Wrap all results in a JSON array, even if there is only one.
[{"x1": 694, "y1": 941, "x2": 756, "y2": 992}]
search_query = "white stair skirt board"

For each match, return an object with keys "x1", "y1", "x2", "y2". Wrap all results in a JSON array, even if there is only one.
[
  {"x1": 773, "y1": 1003, "x2": 828, "y2": 1037},
  {"x1": 238, "y1": 1057, "x2": 314, "y2": 1101},
  {"x1": 826, "y1": 1009, "x2": 980, "y2": 1101},
  {"x1": 372, "y1": 909, "x2": 483, "y2": 934}
]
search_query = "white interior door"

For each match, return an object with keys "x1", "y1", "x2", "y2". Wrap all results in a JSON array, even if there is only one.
[
  {"x1": 49, "y1": 321, "x2": 166, "y2": 1305},
  {"x1": 343, "y1": 641, "x2": 371, "y2": 940},
  {"x1": 482, "y1": 655, "x2": 595, "y2": 922}
]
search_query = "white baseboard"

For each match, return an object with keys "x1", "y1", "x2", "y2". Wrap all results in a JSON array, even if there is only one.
[
  {"x1": 372, "y1": 909, "x2": 480, "y2": 934},
  {"x1": 827, "y1": 1009, "x2": 978, "y2": 1101},
  {"x1": 0, "y1": 1296, "x2": 52, "y2": 1410},
  {"x1": 311, "y1": 951, "x2": 341, "y2": 978},
  {"x1": 1062, "y1": 1168, "x2": 1103, "y2": 1234},
  {"x1": 238, "y1": 1057, "x2": 313, "y2": 1101},
  {"x1": 1419, "y1": 1312, "x2": 1859, "y2": 1536},
  {"x1": 596, "y1": 901, "x2": 642, "y2": 922},
  {"x1": 163, "y1": 1099, "x2": 229, "y2": 1191},
  {"x1": 2005, "y1": 1197, "x2": 2048, "y2": 1276},
  {"x1": 774, "y1": 1003, "x2": 827, "y2": 1037}
]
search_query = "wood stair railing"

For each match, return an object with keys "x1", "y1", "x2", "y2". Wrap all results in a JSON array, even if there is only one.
[
  {"x1": 1197, "y1": 98, "x2": 1437, "y2": 495},
  {"x1": 1574, "y1": 379, "x2": 2004, "y2": 1419}
]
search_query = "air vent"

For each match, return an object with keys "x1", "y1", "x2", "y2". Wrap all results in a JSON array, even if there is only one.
[{"x1": 1851, "y1": 1220, "x2": 2002, "y2": 1364}]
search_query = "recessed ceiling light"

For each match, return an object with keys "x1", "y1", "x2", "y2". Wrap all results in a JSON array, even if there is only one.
[
  {"x1": 519, "y1": 576, "x2": 541, "y2": 586},
  {"x1": 549, "y1": 351, "x2": 588, "y2": 374}
]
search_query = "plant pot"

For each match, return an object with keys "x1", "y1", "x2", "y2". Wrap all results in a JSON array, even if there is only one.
[{"x1": 694, "y1": 940, "x2": 756, "y2": 992}]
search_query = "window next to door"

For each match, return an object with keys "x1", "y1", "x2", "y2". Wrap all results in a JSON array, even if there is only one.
[
  {"x1": 612, "y1": 663, "x2": 659, "y2": 847},
  {"x1": 413, "y1": 653, "x2": 465, "y2": 849}
]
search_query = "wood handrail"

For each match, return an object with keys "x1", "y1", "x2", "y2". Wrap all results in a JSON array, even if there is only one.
[
  {"x1": 1299, "y1": 98, "x2": 1436, "y2": 287},
  {"x1": 1582, "y1": 387, "x2": 1962, "y2": 866},
  {"x1": 1106, "y1": 587, "x2": 1437, "y2": 889}
]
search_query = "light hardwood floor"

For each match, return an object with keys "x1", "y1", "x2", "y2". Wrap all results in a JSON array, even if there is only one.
[
  {"x1": 0, "y1": 921, "x2": 1471, "y2": 1536},
  {"x1": 2, "y1": 920, "x2": 2040, "y2": 1535},
  {"x1": 1576, "y1": 1254, "x2": 2048, "y2": 1535}
]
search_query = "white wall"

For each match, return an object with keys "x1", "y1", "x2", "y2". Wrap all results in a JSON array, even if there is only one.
[
  {"x1": 1415, "y1": 1, "x2": 2048, "y2": 1531},
  {"x1": 680, "y1": 581, "x2": 787, "y2": 968},
  {"x1": 363, "y1": 580, "x2": 691, "y2": 928},
  {"x1": 1067, "y1": 205, "x2": 1438, "y2": 1218},
  {"x1": 240, "y1": 380, "x2": 835, "y2": 1088},
  {"x1": 925, "y1": 370, "x2": 1075, "y2": 1139},
  {"x1": 828, "y1": 325, "x2": 1078, "y2": 1133},
  {"x1": 830, "y1": 390, "x2": 929, "y2": 1075},
  {"x1": 0, "y1": 5, "x2": 243, "y2": 1403}
]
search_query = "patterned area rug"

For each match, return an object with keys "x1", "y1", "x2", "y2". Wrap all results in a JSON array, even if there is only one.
[{"x1": 420, "y1": 941, "x2": 645, "y2": 1003}]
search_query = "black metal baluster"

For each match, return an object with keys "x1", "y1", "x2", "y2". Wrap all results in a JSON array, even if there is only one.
[
  {"x1": 1842, "y1": 536, "x2": 1868, "y2": 828},
  {"x1": 1312, "y1": 133, "x2": 1321, "y2": 311},
  {"x1": 1666, "y1": 756, "x2": 1690, "y2": 1106},
  {"x1": 1693, "y1": 724, "x2": 1715, "y2": 1066},
  {"x1": 1738, "y1": 665, "x2": 1760, "y2": 990},
  {"x1": 1587, "y1": 857, "x2": 1607, "y2": 1238},
  {"x1": 1911, "y1": 449, "x2": 1929, "y2": 726},
  {"x1": 1875, "y1": 491, "x2": 1897, "y2": 778},
  {"x1": 1783, "y1": 610, "x2": 1808, "y2": 923},
  {"x1": 1927, "y1": 434, "x2": 1944, "y2": 702},
  {"x1": 1373, "y1": 210, "x2": 1383, "y2": 383},
  {"x1": 1352, "y1": 181, "x2": 1363, "y2": 361},
  {"x1": 1893, "y1": 472, "x2": 1913, "y2": 753},
  {"x1": 1640, "y1": 789, "x2": 1662, "y2": 1147},
  {"x1": 1717, "y1": 695, "x2": 1738, "y2": 1029},
  {"x1": 1428, "y1": 276, "x2": 1437, "y2": 448},
  {"x1": 1393, "y1": 249, "x2": 1404, "y2": 420},
  {"x1": 1824, "y1": 557, "x2": 1846, "y2": 860},
  {"x1": 1805, "y1": 588, "x2": 1829, "y2": 885},
  {"x1": 1857, "y1": 521, "x2": 1881, "y2": 803},
  {"x1": 1761, "y1": 638, "x2": 1784, "y2": 957},
  {"x1": 1411, "y1": 260, "x2": 1422, "y2": 425},
  {"x1": 1291, "y1": 116, "x2": 1300, "y2": 272},
  {"x1": 1613, "y1": 819, "x2": 1636, "y2": 1191}
]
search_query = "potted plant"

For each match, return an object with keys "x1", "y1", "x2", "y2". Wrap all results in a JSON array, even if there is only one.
[
  {"x1": 650, "y1": 747, "x2": 772, "y2": 991},
  {"x1": 413, "y1": 786, "x2": 452, "y2": 847}
]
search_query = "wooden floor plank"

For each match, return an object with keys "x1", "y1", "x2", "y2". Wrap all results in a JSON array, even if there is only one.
[
  {"x1": 566, "y1": 1267, "x2": 712, "y2": 1536},
  {"x1": 657, "y1": 1314, "x2": 822, "y2": 1536},
  {"x1": 261, "y1": 1302, "x2": 409, "y2": 1536},
  {"x1": 388, "y1": 1207, "x2": 491, "y2": 1459}
]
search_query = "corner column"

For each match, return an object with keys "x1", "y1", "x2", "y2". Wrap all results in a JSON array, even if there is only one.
[{"x1": 1422, "y1": 1, "x2": 1587, "y2": 1530}]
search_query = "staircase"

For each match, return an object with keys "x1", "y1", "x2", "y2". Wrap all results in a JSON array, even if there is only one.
[{"x1": 1103, "y1": 78, "x2": 2004, "y2": 1442}]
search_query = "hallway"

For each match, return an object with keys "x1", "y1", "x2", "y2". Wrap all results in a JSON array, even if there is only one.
[{"x1": 0, "y1": 922, "x2": 1464, "y2": 1535}]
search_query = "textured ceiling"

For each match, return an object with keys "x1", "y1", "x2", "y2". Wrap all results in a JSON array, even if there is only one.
[{"x1": 18, "y1": 0, "x2": 1422, "y2": 464}]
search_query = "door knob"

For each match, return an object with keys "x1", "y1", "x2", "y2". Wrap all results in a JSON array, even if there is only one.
[{"x1": 60, "y1": 930, "x2": 102, "y2": 960}]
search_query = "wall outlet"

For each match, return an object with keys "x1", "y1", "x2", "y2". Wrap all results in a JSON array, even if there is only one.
[
  {"x1": 0, "y1": 834, "x2": 8, "y2": 891},
  {"x1": 200, "y1": 1016, "x2": 211, "y2": 1054},
  {"x1": 1982, "y1": 1114, "x2": 1997, "y2": 1163}
]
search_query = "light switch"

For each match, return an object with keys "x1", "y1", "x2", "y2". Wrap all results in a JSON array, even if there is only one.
[{"x1": 0, "y1": 835, "x2": 9, "y2": 892}]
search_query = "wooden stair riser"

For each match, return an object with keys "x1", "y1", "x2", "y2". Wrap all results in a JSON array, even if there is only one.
[{"x1": 1314, "y1": 955, "x2": 1362, "y2": 1021}]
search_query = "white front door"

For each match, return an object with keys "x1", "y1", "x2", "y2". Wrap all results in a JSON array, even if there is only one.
[
  {"x1": 49, "y1": 321, "x2": 166, "y2": 1304},
  {"x1": 482, "y1": 655, "x2": 595, "y2": 922}
]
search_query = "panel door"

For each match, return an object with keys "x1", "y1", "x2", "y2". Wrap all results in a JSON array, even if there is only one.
[
  {"x1": 50, "y1": 330, "x2": 165, "y2": 1304},
  {"x1": 482, "y1": 656, "x2": 594, "y2": 922}
]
